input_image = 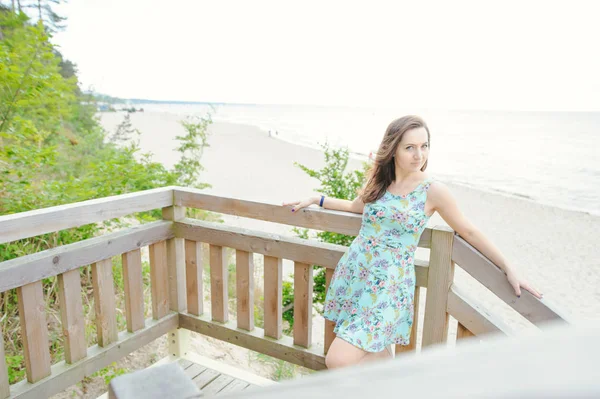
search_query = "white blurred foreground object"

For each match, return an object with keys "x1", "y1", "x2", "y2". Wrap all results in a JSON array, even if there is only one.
[{"x1": 222, "y1": 320, "x2": 599, "y2": 398}]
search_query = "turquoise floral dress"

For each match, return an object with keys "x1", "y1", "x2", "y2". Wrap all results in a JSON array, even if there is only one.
[{"x1": 323, "y1": 178, "x2": 433, "y2": 352}]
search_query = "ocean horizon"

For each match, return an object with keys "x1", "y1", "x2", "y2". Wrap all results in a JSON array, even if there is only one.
[{"x1": 111, "y1": 102, "x2": 600, "y2": 217}]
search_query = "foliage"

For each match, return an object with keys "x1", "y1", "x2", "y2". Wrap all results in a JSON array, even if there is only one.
[{"x1": 0, "y1": 9, "x2": 214, "y2": 386}]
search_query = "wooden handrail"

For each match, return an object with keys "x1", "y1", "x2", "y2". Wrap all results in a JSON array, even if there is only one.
[
  {"x1": 0, "y1": 186, "x2": 175, "y2": 245},
  {"x1": 173, "y1": 186, "x2": 433, "y2": 247},
  {"x1": 0, "y1": 221, "x2": 173, "y2": 292},
  {"x1": 452, "y1": 236, "x2": 570, "y2": 326}
]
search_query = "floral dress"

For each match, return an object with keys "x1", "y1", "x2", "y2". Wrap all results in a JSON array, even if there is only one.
[{"x1": 323, "y1": 178, "x2": 433, "y2": 352}]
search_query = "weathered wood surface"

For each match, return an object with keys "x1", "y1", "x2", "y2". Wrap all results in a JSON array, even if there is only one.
[{"x1": 0, "y1": 187, "x2": 173, "y2": 244}]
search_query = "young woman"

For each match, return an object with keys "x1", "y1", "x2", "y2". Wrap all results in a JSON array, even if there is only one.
[{"x1": 283, "y1": 115, "x2": 543, "y2": 370}]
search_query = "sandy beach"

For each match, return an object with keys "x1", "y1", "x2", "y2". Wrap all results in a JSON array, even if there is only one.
[{"x1": 99, "y1": 110, "x2": 600, "y2": 370}]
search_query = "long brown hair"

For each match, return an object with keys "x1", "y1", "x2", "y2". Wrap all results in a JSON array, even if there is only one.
[{"x1": 360, "y1": 115, "x2": 430, "y2": 204}]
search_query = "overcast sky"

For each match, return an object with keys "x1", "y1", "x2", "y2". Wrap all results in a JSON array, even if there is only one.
[{"x1": 52, "y1": 0, "x2": 600, "y2": 111}]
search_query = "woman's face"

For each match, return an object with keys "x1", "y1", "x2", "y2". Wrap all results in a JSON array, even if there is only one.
[{"x1": 394, "y1": 127, "x2": 429, "y2": 172}]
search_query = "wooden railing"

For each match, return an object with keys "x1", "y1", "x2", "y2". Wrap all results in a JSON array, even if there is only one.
[{"x1": 0, "y1": 186, "x2": 569, "y2": 398}]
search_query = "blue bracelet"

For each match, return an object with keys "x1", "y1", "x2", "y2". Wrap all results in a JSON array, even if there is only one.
[{"x1": 319, "y1": 195, "x2": 325, "y2": 207}]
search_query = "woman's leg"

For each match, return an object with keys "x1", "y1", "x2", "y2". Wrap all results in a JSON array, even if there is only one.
[{"x1": 325, "y1": 337, "x2": 369, "y2": 369}]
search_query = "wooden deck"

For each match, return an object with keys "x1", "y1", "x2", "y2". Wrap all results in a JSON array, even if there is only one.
[{"x1": 177, "y1": 358, "x2": 256, "y2": 396}]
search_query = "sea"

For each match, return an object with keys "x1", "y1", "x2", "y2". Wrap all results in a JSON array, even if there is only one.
[{"x1": 134, "y1": 103, "x2": 600, "y2": 216}]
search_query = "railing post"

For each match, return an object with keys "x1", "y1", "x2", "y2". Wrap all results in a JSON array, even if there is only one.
[
  {"x1": 422, "y1": 225, "x2": 455, "y2": 348},
  {"x1": 0, "y1": 322, "x2": 9, "y2": 399},
  {"x1": 163, "y1": 205, "x2": 189, "y2": 358}
]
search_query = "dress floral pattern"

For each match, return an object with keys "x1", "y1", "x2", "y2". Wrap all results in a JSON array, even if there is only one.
[{"x1": 323, "y1": 178, "x2": 433, "y2": 352}]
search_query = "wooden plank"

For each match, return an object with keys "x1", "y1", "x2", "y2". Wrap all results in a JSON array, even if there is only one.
[
  {"x1": 192, "y1": 368, "x2": 220, "y2": 390},
  {"x1": 17, "y1": 281, "x2": 51, "y2": 383},
  {"x1": 163, "y1": 206, "x2": 187, "y2": 313},
  {"x1": 210, "y1": 245, "x2": 229, "y2": 323},
  {"x1": 236, "y1": 250, "x2": 254, "y2": 331},
  {"x1": 0, "y1": 186, "x2": 173, "y2": 245},
  {"x1": 91, "y1": 258, "x2": 118, "y2": 347},
  {"x1": 179, "y1": 312, "x2": 326, "y2": 370},
  {"x1": 175, "y1": 218, "x2": 429, "y2": 286},
  {"x1": 57, "y1": 269, "x2": 87, "y2": 364},
  {"x1": 202, "y1": 374, "x2": 235, "y2": 396},
  {"x1": 293, "y1": 262, "x2": 313, "y2": 348},
  {"x1": 0, "y1": 221, "x2": 172, "y2": 293},
  {"x1": 183, "y1": 363, "x2": 206, "y2": 380},
  {"x1": 324, "y1": 268, "x2": 336, "y2": 355},
  {"x1": 452, "y1": 236, "x2": 570, "y2": 325},
  {"x1": 396, "y1": 286, "x2": 421, "y2": 354},
  {"x1": 122, "y1": 249, "x2": 145, "y2": 332},
  {"x1": 10, "y1": 314, "x2": 178, "y2": 399},
  {"x1": 185, "y1": 240, "x2": 203, "y2": 316},
  {"x1": 149, "y1": 241, "x2": 169, "y2": 320},
  {"x1": 457, "y1": 323, "x2": 475, "y2": 340},
  {"x1": 219, "y1": 379, "x2": 250, "y2": 394},
  {"x1": 422, "y1": 226, "x2": 455, "y2": 348},
  {"x1": 176, "y1": 358, "x2": 193, "y2": 370},
  {"x1": 447, "y1": 282, "x2": 515, "y2": 336},
  {"x1": 264, "y1": 256, "x2": 282, "y2": 340},
  {"x1": 0, "y1": 322, "x2": 9, "y2": 399}
]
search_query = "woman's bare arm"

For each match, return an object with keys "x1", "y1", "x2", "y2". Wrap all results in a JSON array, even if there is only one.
[
  {"x1": 283, "y1": 194, "x2": 365, "y2": 214},
  {"x1": 428, "y1": 182, "x2": 542, "y2": 299}
]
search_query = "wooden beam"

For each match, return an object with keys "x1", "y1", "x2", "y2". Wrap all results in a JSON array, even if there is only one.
[
  {"x1": 0, "y1": 187, "x2": 173, "y2": 244},
  {"x1": 17, "y1": 281, "x2": 51, "y2": 383},
  {"x1": 457, "y1": 323, "x2": 475, "y2": 340},
  {"x1": 163, "y1": 207, "x2": 187, "y2": 313},
  {"x1": 149, "y1": 241, "x2": 169, "y2": 320},
  {"x1": 264, "y1": 256, "x2": 282, "y2": 340},
  {"x1": 175, "y1": 188, "x2": 433, "y2": 248},
  {"x1": 91, "y1": 258, "x2": 118, "y2": 347},
  {"x1": 175, "y1": 218, "x2": 429, "y2": 286},
  {"x1": 447, "y1": 282, "x2": 515, "y2": 337},
  {"x1": 452, "y1": 236, "x2": 570, "y2": 325},
  {"x1": 57, "y1": 269, "x2": 87, "y2": 364},
  {"x1": 210, "y1": 245, "x2": 228, "y2": 323},
  {"x1": 185, "y1": 240, "x2": 203, "y2": 317},
  {"x1": 0, "y1": 322, "x2": 9, "y2": 399},
  {"x1": 324, "y1": 268, "x2": 336, "y2": 355},
  {"x1": 0, "y1": 221, "x2": 172, "y2": 293},
  {"x1": 293, "y1": 262, "x2": 313, "y2": 348},
  {"x1": 179, "y1": 313, "x2": 326, "y2": 370},
  {"x1": 10, "y1": 314, "x2": 178, "y2": 399},
  {"x1": 122, "y1": 249, "x2": 145, "y2": 333},
  {"x1": 422, "y1": 226, "x2": 455, "y2": 348},
  {"x1": 236, "y1": 250, "x2": 254, "y2": 331}
]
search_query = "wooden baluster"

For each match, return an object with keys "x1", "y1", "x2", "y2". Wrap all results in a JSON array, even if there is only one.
[
  {"x1": 149, "y1": 241, "x2": 169, "y2": 320},
  {"x1": 236, "y1": 250, "x2": 254, "y2": 331},
  {"x1": 210, "y1": 245, "x2": 228, "y2": 323},
  {"x1": 422, "y1": 226, "x2": 455, "y2": 347},
  {"x1": 264, "y1": 256, "x2": 282, "y2": 339},
  {"x1": 122, "y1": 249, "x2": 145, "y2": 332},
  {"x1": 396, "y1": 286, "x2": 421, "y2": 355},
  {"x1": 58, "y1": 269, "x2": 87, "y2": 363},
  {"x1": 324, "y1": 268, "x2": 336, "y2": 354},
  {"x1": 293, "y1": 262, "x2": 313, "y2": 348},
  {"x1": 17, "y1": 281, "x2": 51, "y2": 383},
  {"x1": 92, "y1": 258, "x2": 118, "y2": 347},
  {"x1": 163, "y1": 206, "x2": 189, "y2": 359},
  {"x1": 0, "y1": 322, "x2": 10, "y2": 399},
  {"x1": 185, "y1": 240, "x2": 204, "y2": 316}
]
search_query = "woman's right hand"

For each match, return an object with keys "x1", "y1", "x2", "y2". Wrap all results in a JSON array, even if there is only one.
[{"x1": 282, "y1": 196, "x2": 318, "y2": 213}]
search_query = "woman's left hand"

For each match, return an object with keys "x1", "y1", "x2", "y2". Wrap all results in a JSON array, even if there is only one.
[{"x1": 506, "y1": 270, "x2": 543, "y2": 299}]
